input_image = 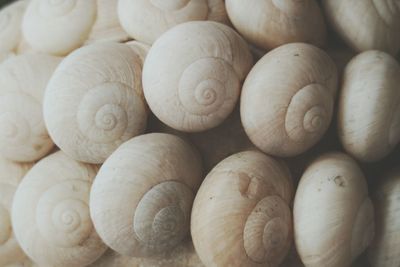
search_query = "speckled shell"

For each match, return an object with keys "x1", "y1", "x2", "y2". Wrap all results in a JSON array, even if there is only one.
[
  {"x1": 143, "y1": 21, "x2": 253, "y2": 132},
  {"x1": 294, "y1": 152, "x2": 374, "y2": 267},
  {"x1": 226, "y1": 0, "x2": 326, "y2": 50},
  {"x1": 338, "y1": 50, "x2": 400, "y2": 162},
  {"x1": 241, "y1": 43, "x2": 338, "y2": 157},
  {"x1": 43, "y1": 42, "x2": 148, "y2": 164},
  {"x1": 323, "y1": 0, "x2": 400, "y2": 56},
  {"x1": 191, "y1": 150, "x2": 294, "y2": 267},
  {"x1": 90, "y1": 133, "x2": 203, "y2": 257},
  {"x1": 12, "y1": 151, "x2": 107, "y2": 267},
  {"x1": 0, "y1": 0, "x2": 27, "y2": 54}
]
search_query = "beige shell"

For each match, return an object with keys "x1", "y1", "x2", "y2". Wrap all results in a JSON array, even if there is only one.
[
  {"x1": 225, "y1": 0, "x2": 326, "y2": 50},
  {"x1": 43, "y1": 42, "x2": 148, "y2": 164},
  {"x1": 323, "y1": 0, "x2": 400, "y2": 56},
  {"x1": 0, "y1": 158, "x2": 33, "y2": 267},
  {"x1": 0, "y1": 0, "x2": 27, "y2": 54},
  {"x1": 338, "y1": 50, "x2": 400, "y2": 162},
  {"x1": 90, "y1": 133, "x2": 203, "y2": 257},
  {"x1": 367, "y1": 168, "x2": 400, "y2": 267},
  {"x1": 0, "y1": 54, "x2": 61, "y2": 162},
  {"x1": 191, "y1": 150, "x2": 293, "y2": 267},
  {"x1": 118, "y1": 0, "x2": 228, "y2": 44},
  {"x1": 294, "y1": 152, "x2": 375, "y2": 267},
  {"x1": 143, "y1": 21, "x2": 253, "y2": 132},
  {"x1": 241, "y1": 43, "x2": 338, "y2": 157},
  {"x1": 11, "y1": 151, "x2": 107, "y2": 267}
]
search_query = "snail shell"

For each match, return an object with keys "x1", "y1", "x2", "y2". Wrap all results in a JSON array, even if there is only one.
[
  {"x1": 338, "y1": 50, "x2": 400, "y2": 162},
  {"x1": 294, "y1": 152, "x2": 375, "y2": 267},
  {"x1": 367, "y1": 168, "x2": 400, "y2": 267},
  {"x1": 90, "y1": 133, "x2": 203, "y2": 257},
  {"x1": 191, "y1": 150, "x2": 294, "y2": 267},
  {"x1": 11, "y1": 151, "x2": 107, "y2": 267},
  {"x1": 241, "y1": 43, "x2": 338, "y2": 157},
  {"x1": 44, "y1": 42, "x2": 148, "y2": 164},
  {"x1": 225, "y1": 0, "x2": 326, "y2": 50},
  {"x1": 143, "y1": 21, "x2": 253, "y2": 132},
  {"x1": 323, "y1": 0, "x2": 400, "y2": 56},
  {"x1": 0, "y1": 54, "x2": 61, "y2": 162},
  {"x1": 0, "y1": 0, "x2": 27, "y2": 54},
  {"x1": 0, "y1": 158, "x2": 33, "y2": 267},
  {"x1": 118, "y1": 0, "x2": 228, "y2": 44}
]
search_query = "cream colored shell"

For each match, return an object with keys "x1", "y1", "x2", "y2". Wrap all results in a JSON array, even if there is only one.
[
  {"x1": 11, "y1": 151, "x2": 107, "y2": 267},
  {"x1": 323, "y1": 0, "x2": 400, "y2": 56},
  {"x1": 191, "y1": 150, "x2": 293, "y2": 267},
  {"x1": 368, "y1": 168, "x2": 400, "y2": 267},
  {"x1": 44, "y1": 42, "x2": 148, "y2": 164},
  {"x1": 90, "y1": 133, "x2": 203, "y2": 257},
  {"x1": 118, "y1": 0, "x2": 228, "y2": 44},
  {"x1": 0, "y1": 0, "x2": 27, "y2": 54},
  {"x1": 338, "y1": 50, "x2": 400, "y2": 162},
  {"x1": 0, "y1": 54, "x2": 61, "y2": 162},
  {"x1": 294, "y1": 152, "x2": 374, "y2": 267},
  {"x1": 0, "y1": 158, "x2": 33, "y2": 267},
  {"x1": 143, "y1": 21, "x2": 253, "y2": 132},
  {"x1": 225, "y1": 0, "x2": 326, "y2": 50},
  {"x1": 241, "y1": 43, "x2": 338, "y2": 157}
]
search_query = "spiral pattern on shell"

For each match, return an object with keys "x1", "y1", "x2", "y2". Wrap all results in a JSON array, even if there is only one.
[
  {"x1": 44, "y1": 42, "x2": 148, "y2": 164},
  {"x1": 90, "y1": 133, "x2": 203, "y2": 257},
  {"x1": 191, "y1": 151, "x2": 293, "y2": 267},
  {"x1": 143, "y1": 21, "x2": 253, "y2": 132},
  {"x1": 0, "y1": 1, "x2": 27, "y2": 53},
  {"x1": 11, "y1": 151, "x2": 107, "y2": 267}
]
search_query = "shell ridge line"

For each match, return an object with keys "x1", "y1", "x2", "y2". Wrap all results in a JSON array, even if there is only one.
[{"x1": 371, "y1": 0, "x2": 398, "y2": 29}]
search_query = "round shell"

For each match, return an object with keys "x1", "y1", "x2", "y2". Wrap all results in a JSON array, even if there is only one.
[
  {"x1": 367, "y1": 168, "x2": 400, "y2": 267},
  {"x1": 0, "y1": 0, "x2": 27, "y2": 54},
  {"x1": 338, "y1": 50, "x2": 400, "y2": 162},
  {"x1": 0, "y1": 158, "x2": 33, "y2": 267},
  {"x1": 90, "y1": 133, "x2": 203, "y2": 257},
  {"x1": 323, "y1": 0, "x2": 400, "y2": 56},
  {"x1": 44, "y1": 42, "x2": 148, "y2": 164},
  {"x1": 225, "y1": 0, "x2": 326, "y2": 50},
  {"x1": 118, "y1": 0, "x2": 228, "y2": 44},
  {"x1": 191, "y1": 150, "x2": 293, "y2": 267},
  {"x1": 294, "y1": 152, "x2": 375, "y2": 267},
  {"x1": 11, "y1": 151, "x2": 107, "y2": 267},
  {"x1": 143, "y1": 21, "x2": 253, "y2": 132},
  {"x1": 0, "y1": 54, "x2": 61, "y2": 162},
  {"x1": 241, "y1": 43, "x2": 338, "y2": 157}
]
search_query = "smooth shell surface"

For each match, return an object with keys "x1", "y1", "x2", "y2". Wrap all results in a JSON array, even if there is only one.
[
  {"x1": 0, "y1": 158, "x2": 33, "y2": 267},
  {"x1": 294, "y1": 153, "x2": 375, "y2": 267},
  {"x1": 22, "y1": 0, "x2": 97, "y2": 55},
  {"x1": 226, "y1": 0, "x2": 326, "y2": 50},
  {"x1": 241, "y1": 43, "x2": 338, "y2": 157},
  {"x1": 143, "y1": 21, "x2": 253, "y2": 132},
  {"x1": 368, "y1": 169, "x2": 400, "y2": 267},
  {"x1": 338, "y1": 50, "x2": 400, "y2": 162},
  {"x1": 90, "y1": 133, "x2": 203, "y2": 257},
  {"x1": 323, "y1": 0, "x2": 400, "y2": 55},
  {"x1": 191, "y1": 151, "x2": 293, "y2": 267},
  {"x1": 0, "y1": 54, "x2": 61, "y2": 162},
  {"x1": 12, "y1": 151, "x2": 107, "y2": 267},
  {"x1": 118, "y1": 0, "x2": 228, "y2": 44},
  {"x1": 0, "y1": 0, "x2": 27, "y2": 53}
]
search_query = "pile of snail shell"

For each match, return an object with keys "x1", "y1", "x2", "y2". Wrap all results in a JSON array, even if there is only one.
[{"x1": 0, "y1": 0, "x2": 399, "y2": 267}]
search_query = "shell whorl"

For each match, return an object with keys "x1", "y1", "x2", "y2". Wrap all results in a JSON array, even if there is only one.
[
  {"x1": 0, "y1": 1, "x2": 26, "y2": 53},
  {"x1": 351, "y1": 198, "x2": 375, "y2": 259},
  {"x1": 150, "y1": 0, "x2": 190, "y2": 11}
]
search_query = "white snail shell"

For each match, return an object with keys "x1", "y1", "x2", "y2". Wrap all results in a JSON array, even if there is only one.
[
  {"x1": 322, "y1": 0, "x2": 400, "y2": 56},
  {"x1": 294, "y1": 152, "x2": 375, "y2": 267},
  {"x1": 367, "y1": 168, "x2": 400, "y2": 267},
  {"x1": 43, "y1": 42, "x2": 148, "y2": 164},
  {"x1": 90, "y1": 133, "x2": 203, "y2": 257},
  {"x1": 0, "y1": 158, "x2": 33, "y2": 267},
  {"x1": 191, "y1": 150, "x2": 294, "y2": 267},
  {"x1": 226, "y1": 0, "x2": 326, "y2": 50},
  {"x1": 338, "y1": 50, "x2": 400, "y2": 162},
  {"x1": 11, "y1": 151, "x2": 107, "y2": 267},
  {"x1": 143, "y1": 21, "x2": 253, "y2": 132},
  {"x1": 0, "y1": 0, "x2": 27, "y2": 54},
  {"x1": 241, "y1": 43, "x2": 338, "y2": 157},
  {"x1": 0, "y1": 54, "x2": 61, "y2": 162},
  {"x1": 118, "y1": 0, "x2": 228, "y2": 44}
]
